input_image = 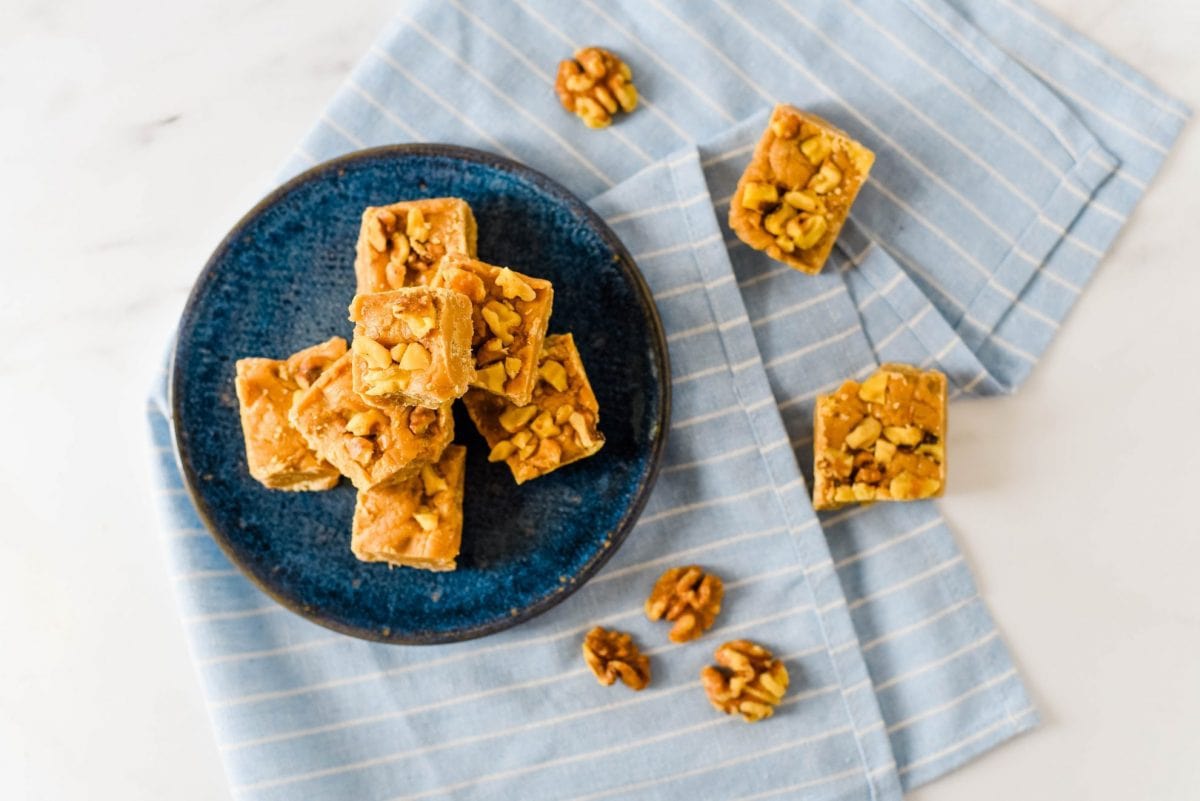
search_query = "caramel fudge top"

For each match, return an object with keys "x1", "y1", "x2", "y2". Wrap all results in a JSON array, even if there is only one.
[
  {"x1": 730, "y1": 104, "x2": 875, "y2": 275},
  {"x1": 355, "y1": 198, "x2": 478, "y2": 292},
  {"x1": 348, "y1": 287, "x2": 476, "y2": 409},
  {"x1": 289, "y1": 353, "x2": 453, "y2": 491},
  {"x1": 352, "y1": 444, "x2": 467, "y2": 572},
  {"x1": 431, "y1": 254, "x2": 554, "y2": 407},
  {"x1": 233, "y1": 337, "x2": 346, "y2": 491},
  {"x1": 464, "y1": 333, "x2": 604, "y2": 485},
  {"x1": 813, "y1": 364, "x2": 946, "y2": 510}
]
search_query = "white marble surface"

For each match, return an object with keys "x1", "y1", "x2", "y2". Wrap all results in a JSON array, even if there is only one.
[{"x1": 2, "y1": 1, "x2": 1197, "y2": 798}]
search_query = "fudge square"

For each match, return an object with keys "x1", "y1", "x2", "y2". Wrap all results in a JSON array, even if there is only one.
[
  {"x1": 289, "y1": 352, "x2": 454, "y2": 491},
  {"x1": 430, "y1": 254, "x2": 554, "y2": 407},
  {"x1": 352, "y1": 444, "x2": 467, "y2": 572},
  {"x1": 234, "y1": 337, "x2": 347, "y2": 491},
  {"x1": 463, "y1": 333, "x2": 604, "y2": 484},
  {"x1": 348, "y1": 287, "x2": 476, "y2": 409},
  {"x1": 354, "y1": 198, "x2": 477, "y2": 292},
  {"x1": 729, "y1": 104, "x2": 875, "y2": 275},
  {"x1": 813, "y1": 363, "x2": 947, "y2": 510}
]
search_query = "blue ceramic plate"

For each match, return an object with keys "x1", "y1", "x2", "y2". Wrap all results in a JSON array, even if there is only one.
[{"x1": 172, "y1": 144, "x2": 669, "y2": 644}]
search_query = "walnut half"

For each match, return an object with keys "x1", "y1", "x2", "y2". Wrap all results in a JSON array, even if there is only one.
[
  {"x1": 555, "y1": 47, "x2": 638, "y2": 129},
  {"x1": 582, "y1": 627, "x2": 651, "y2": 691},
  {"x1": 645, "y1": 565, "x2": 724, "y2": 643},
  {"x1": 700, "y1": 640, "x2": 789, "y2": 722}
]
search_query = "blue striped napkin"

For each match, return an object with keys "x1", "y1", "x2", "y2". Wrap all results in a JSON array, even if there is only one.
[{"x1": 149, "y1": 1, "x2": 1188, "y2": 798}]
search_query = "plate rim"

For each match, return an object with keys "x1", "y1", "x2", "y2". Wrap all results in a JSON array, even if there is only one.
[{"x1": 169, "y1": 142, "x2": 671, "y2": 645}]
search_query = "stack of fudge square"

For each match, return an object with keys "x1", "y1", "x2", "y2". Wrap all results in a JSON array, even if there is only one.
[{"x1": 234, "y1": 198, "x2": 605, "y2": 573}]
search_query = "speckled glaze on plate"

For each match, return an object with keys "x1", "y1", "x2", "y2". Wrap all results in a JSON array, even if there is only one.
[{"x1": 171, "y1": 144, "x2": 669, "y2": 645}]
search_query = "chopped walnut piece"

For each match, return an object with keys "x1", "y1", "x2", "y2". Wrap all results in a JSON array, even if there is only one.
[
  {"x1": 353, "y1": 336, "x2": 392, "y2": 370},
  {"x1": 407, "y1": 405, "x2": 437, "y2": 436},
  {"x1": 412, "y1": 510, "x2": 438, "y2": 532},
  {"x1": 487, "y1": 440, "x2": 516, "y2": 462},
  {"x1": 476, "y1": 338, "x2": 506, "y2": 368},
  {"x1": 555, "y1": 46, "x2": 638, "y2": 129},
  {"x1": 406, "y1": 206, "x2": 430, "y2": 242},
  {"x1": 345, "y1": 410, "x2": 387, "y2": 437},
  {"x1": 345, "y1": 435, "x2": 377, "y2": 466},
  {"x1": 420, "y1": 464, "x2": 449, "y2": 496},
  {"x1": 396, "y1": 342, "x2": 432, "y2": 371},
  {"x1": 529, "y1": 410, "x2": 559, "y2": 439},
  {"x1": 539, "y1": 359, "x2": 568, "y2": 392},
  {"x1": 499, "y1": 404, "x2": 538, "y2": 433},
  {"x1": 645, "y1": 566, "x2": 724, "y2": 643},
  {"x1": 476, "y1": 363, "x2": 508, "y2": 395},
  {"x1": 700, "y1": 640, "x2": 789, "y2": 723},
  {"x1": 482, "y1": 300, "x2": 521, "y2": 344},
  {"x1": 582, "y1": 627, "x2": 650, "y2": 690},
  {"x1": 289, "y1": 340, "x2": 344, "y2": 390},
  {"x1": 496, "y1": 267, "x2": 536, "y2": 302}
]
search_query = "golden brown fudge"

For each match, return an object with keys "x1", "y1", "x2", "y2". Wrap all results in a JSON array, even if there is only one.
[
  {"x1": 348, "y1": 287, "x2": 476, "y2": 409},
  {"x1": 463, "y1": 333, "x2": 603, "y2": 484},
  {"x1": 351, "y1": 444, "x2": 467, "y2": 572},
  {"x1": 354, "y1": 198, "x2": 477, "y2": 292},
  {"x1": 289, "y1": 353, "x2": 454, "y2": 491},
  {"x1": 813, "y1": 364, "x2": 947, "y2": 510},
  {"x1": 730, "y1": 104, "x2": 875, "y2": 275},
  {"x1": 431, "y1": 254, "x2": 554, "y2": 407},
  {"x1": 233, "y1": 337, "x2": 346, "y2": 491}
]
